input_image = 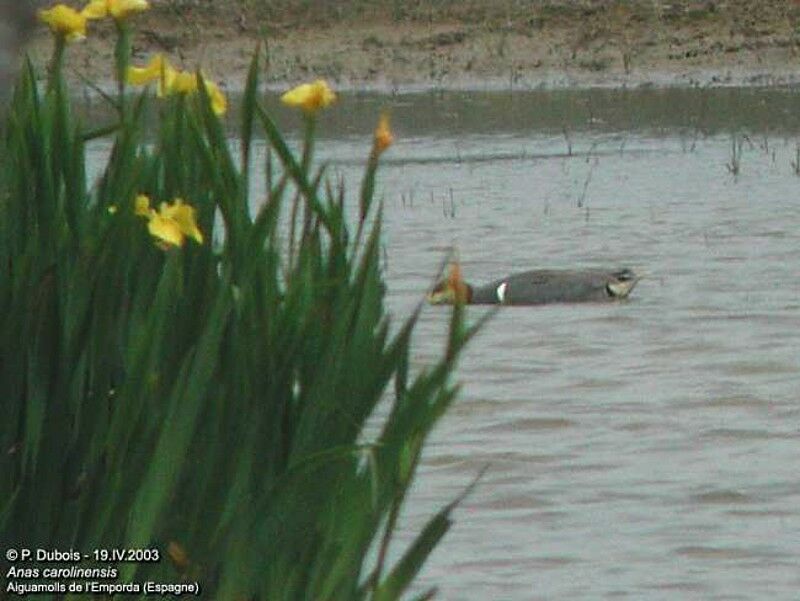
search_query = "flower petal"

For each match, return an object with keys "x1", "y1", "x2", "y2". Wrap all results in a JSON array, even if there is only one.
[
  {"x1": 204, "y1": 80, "x2": 228, "y2": 116},
  {"x1": 148, "y1": 213, "x2": 185, "y2": 247},
  {"x1": 109, "y1": 0, "x2": 149, "y2": 19},
  {"x1": 169, "y1": 70, "x2": 198, "y2": 94},
  {"x1": 39, "y1": 5, "x2": 88, "y2": 41},
  {"x1": 127, "y1": 54, "x2": 169, "y2": 86},
  {"x1": 161, "y1": 199, "x2": 204, "y2": 244},
  {"x1": 81, "y1": 0, "x2": 108, "y2": 20},
  {"x1": 281, "y1": 79, "x2": 336, "y2": 113},
  {"x1": 134, "y1": 194, "x2": 152, "y2": 217}
]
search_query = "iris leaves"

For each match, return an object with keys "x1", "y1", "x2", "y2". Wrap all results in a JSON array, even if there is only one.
[{"x1": 0, "y1": 33, "x2": 476, "y2": 601}]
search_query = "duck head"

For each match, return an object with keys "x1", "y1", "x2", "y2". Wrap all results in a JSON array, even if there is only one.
[
  {"x1": 427, "y1": 262, "x2": 471, "y2": 305},
  {"x1": 606, "y1": 268, "x2": 640, "y2": 299}
]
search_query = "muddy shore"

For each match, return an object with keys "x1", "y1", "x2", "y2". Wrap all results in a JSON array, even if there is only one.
[{"x1": 28, "y1": 1, "x2": 800, "y2": 91}]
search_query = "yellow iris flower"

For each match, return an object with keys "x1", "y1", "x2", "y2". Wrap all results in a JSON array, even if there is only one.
[
  {"x1": 373, "y1": 112, "x2": 394, "y2": 155},
  {"x1": 158, "y1": 200, "x2": 204, "y2": 245},
  {"x1": 280, "y1": 79, "x2": 337, "y2": 114},
  {"x1": 135, "y1": 195, "x2": 204, "y2": 248},
  {"x1": 82, "y1": 0, "x2": 149, "y2": 20},
  {"x1": 166, "y1": 71, "x2": 228, "y2": 116},
  {"x1": 127, "y1": 56, "x2": 228, "y2": 116},
  {"x1": 38, "y1": 4, "x2": 88, "y2": 42}
]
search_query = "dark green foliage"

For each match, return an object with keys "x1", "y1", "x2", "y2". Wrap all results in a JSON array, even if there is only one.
[{"x1": 0, "y1": 39, "x2": 477, "y2": 600}]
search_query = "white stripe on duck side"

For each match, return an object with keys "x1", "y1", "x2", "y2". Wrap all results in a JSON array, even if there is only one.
[{"x1": 496, "y1": 281, "x2": 508, "y2": 303}]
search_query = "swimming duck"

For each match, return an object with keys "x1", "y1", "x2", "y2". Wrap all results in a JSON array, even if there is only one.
[{"x1": 427, "y1": 262, "x2": 639, "y2": 306}]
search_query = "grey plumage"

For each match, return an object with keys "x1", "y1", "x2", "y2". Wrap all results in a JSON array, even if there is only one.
[{"x1": 465, "y1": 268, "x2": 639, "y2": 305}]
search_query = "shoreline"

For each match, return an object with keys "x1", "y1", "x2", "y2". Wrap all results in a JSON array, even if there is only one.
[{"x1": 27, "y1": 1, "x2": 800, "y2": 94}]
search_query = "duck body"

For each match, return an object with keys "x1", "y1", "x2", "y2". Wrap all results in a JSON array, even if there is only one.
[
  {"x1": 428, "y1": 266, "x2": 639, "y2": 306},
  {"x1": 470, "y1": 268, "x2": 638, "y2": 305}
]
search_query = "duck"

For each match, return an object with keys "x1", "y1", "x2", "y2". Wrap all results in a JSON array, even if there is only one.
[{"x1": 427, "y1": 262, "x2": 640, "y2": 306}]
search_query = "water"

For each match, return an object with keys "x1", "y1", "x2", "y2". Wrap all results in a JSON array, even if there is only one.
[
  {"x1": 90, "y1": 87, "x2": 800, "y2": 599},
  {"x1": 319, "y1": 89, "x2": 800, "y2": 600}
]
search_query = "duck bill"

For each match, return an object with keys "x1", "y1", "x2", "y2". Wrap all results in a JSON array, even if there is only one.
[{"x1": 427, "y1": 290, "x2": 450, "y2": 305}]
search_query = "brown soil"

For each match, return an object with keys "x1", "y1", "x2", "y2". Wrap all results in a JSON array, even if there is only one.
[{"x1": 29, "y1": 1, "x2": 800, "y2": 91}]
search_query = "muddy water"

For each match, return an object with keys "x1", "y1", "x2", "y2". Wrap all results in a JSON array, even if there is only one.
[
  {"x1": 88, "y1": 87, "x2": 800, "y2": 599},
  {"x1": 308, "y1": 89, "x2": 800, "y2": 600}
]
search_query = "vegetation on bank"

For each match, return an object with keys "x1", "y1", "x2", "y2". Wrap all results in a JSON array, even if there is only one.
[{"x1": 1, "y1": 2, "x2": 479, "y2": 598}]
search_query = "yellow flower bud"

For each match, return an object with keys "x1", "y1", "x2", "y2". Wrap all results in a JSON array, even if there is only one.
[{"x1": 373, "y1": 112, "x2": 394, "y2": 155}]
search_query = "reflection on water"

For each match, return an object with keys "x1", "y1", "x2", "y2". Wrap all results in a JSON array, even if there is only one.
[
  {"x1": 313, "y1": 86, "x2": 800, "y2": 138},
  {"x1": 80, "y1": 85, "x2": 800, "y2": 138},
  {"x1": 88, "y1": 87, "x2": 800, "y2": 599}
]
